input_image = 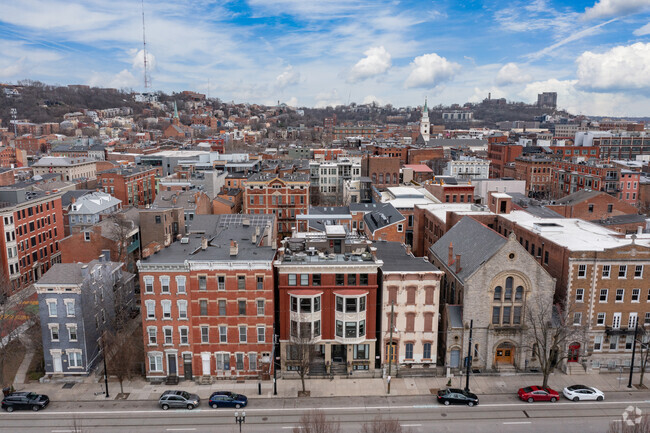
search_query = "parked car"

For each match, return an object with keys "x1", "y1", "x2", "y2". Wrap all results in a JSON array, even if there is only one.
[
  {"x1": 158, "y1": 390, "x2": 200, "y2": 410},
  {"x1": 562, "y1": 385, "x2": 604, "y2": 401},
  {"x1": 518, "y1": 386, "x2": 559, "y2": 403},
  {"x1": 209, "y1": 391, "x2": 248, "y2": 409},
  {"x1": 2, "y1": 392, "x2": 50, "y2": 412},
  {"x1": 436, "y1": 388, "x2": 479, "y2": 407}
]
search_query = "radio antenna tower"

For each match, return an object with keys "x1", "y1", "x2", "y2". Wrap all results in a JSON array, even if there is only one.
[{"x1": 141, "y1": 0, "x2": 150, "y2": 89}]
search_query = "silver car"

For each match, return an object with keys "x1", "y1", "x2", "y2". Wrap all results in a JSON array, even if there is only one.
[{"x1": 158, "y1": 390, "x2": 200, "y2": 410}]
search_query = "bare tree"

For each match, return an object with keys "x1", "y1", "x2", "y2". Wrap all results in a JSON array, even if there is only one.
[
  {"x1": 293, "y1": 409, "x2": 341, "y2": 433},
  {"x1": 608, "y1": 413, "x2": 649, "y2": 433},
  {"x1": 288, "y1": 324, "x2": 316, "y2": 395},
  {"x1": 105, "y1": 212, "x2": 137, "y2": 271},
  {"x1": 636, "y1": 327, "x2": 649, "y2": 388},
  {"x1": 360, "y1": 417, "x2": 409, "y2": 433},
  {"x1": 524, "y1": 295, "x2": 587, "y2": 388}
]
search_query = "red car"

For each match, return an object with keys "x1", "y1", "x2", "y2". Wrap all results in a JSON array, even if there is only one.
[{"x1": 518, "y1": 386, "x2": 559, "y2": 403}]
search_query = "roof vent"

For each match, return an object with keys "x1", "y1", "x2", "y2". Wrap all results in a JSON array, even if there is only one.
[{"x1": 180, "y1": 237, "x2": 189, "y2": 244}]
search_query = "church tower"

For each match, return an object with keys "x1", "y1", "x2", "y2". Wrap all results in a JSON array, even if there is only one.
[
  {"x1": 172, "y1": 101, "x2": 180, "y2": 126},
  {"x1": 420, "y1": 97, "x2": 430, "y2": 141}
]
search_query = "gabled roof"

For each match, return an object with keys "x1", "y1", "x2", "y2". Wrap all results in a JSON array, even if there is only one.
[
  {"x1": 374, "y1": 241, "x2": 439, "y2": 273},
  {"x1": 364, "y1": 203, "x2": 405, "y2": 234},
  {"x1": 553, "y1": 189, "x2": 607, "y2": 205},
  {"x1": 429, "y1": 216, "x2": 507, "y2": 282}
]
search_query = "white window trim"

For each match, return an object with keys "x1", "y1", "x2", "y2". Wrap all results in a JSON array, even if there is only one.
[
  {"x1": 46, "y1": 299, "x2": 57, "y2": 317},
  {"x1": 175, "y1": 276, "x2": 186, "y2": 294},
  {"x1": 179, "y1": 326, "x2": 189, "y2": 345},
  {"x1": 159, "y1": 276, "x2": 171, "y2": 294},
  {"x1": 147, "y1": 326, "x2": 157, "y2": 345},
  {"x1": 145, "y1": 300, "x2": 156, "y2": 320},
  {"x1": 143, "y1": 276, "x2": 154, "y2": 294},
  {"x1": 177, "y1": 300, "x2": 188, "y2": 320},
  {"x1": 161, "y1": 300, "x2": 172, "y2": 320},
  {"x1": 162, "y1": 326, "x2": 174, "y2": 346}
]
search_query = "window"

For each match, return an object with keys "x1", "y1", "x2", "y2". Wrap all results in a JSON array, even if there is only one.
[
  {"x1": 198, "y1": 275, "x2": 207, "y2": 291},
  {"x1": 492, "y1": 307, "x2": 500, "y2": 324},
  {"x1": 607, "y1": 204, "x2": 613, "y2": 213},
  {"x1": 288, "y1": 274, "x2": 297, "y2": 286},
  {"x1": 575, "y1": 289, "x2": 584, "y2": 302},
  {"x1": 149, "y1": 354, "x2": 163, "y2": 372},
  {"x1": 619, "y1": 265, "x2": 627, "y2": 278},
  {"x1": 257, "y1": 300, "x2": 265, "y2": 316},
  {"x1": 588, "y1": 204, "x2": 594, "y2": 213},
  {"x1": 290, "y1": 296, "x2": 298, "y2": 313},
  {"x1": 199, "y1": 300, "x2": 208, "y2": 316},
  {"x1": 360, "y1": 274, "x2": 368, "y2": 285},
  {"x1": 148, "y1": 327, "x2": 157, "y2": 344},
  {"x1": 161, "y1": 300, "x2": 171, "y2": 319},
  {"x1": 345, "y1": 322, "x2": 357, "y2": 338},
  {"x1": 616, "y1": 289, "x2": 624, "y2": 302},
  {"x1": 219, "y1": 325, "x2": 227, "y2": 343},
  {"x1": 336, "y1": 274, "x2": 344, "y2": 286},
  {"x1": 635, "y1": 265, "x2": 643, "y2": 278},
  {"x1": 236, "y1": 353, "x2": 244, "y2": 371},
  {"x1": 599, "y1": 289, "x2": 608, "y2": 302},
  {"x1": 237, "y1": 276, "x2": 245, "y2": 290},
  {"x1": 594, "y1": 335, "x2": 603, "y2": 351},
  {"x1": 50, "y1": 325, "x2": 59, "y2": 341},
  {"x1": 145, "y1": 300, "x2": 156, "y2": 319},
  {"x1": 354, "y1": 344, "x2": 369, "y2": 360},
  {"x1": 515, "y1": 286, "x2": 523, "y2": 301},
  {"x1": 502, "y1": 306, "x2": 511, "y2": 324},
  {"x1": 218, "y1": 276, "x2": 225, "y2": 291},
  {"x1": 68, "y1": 352, "x2": 82, "y2": 368},
  {"x1": 504, "y1": 287, "x2": 512, "y2": 301},
  {"x1": 573, "y1": 312, "x2": 582, "y2": 325},
  {"x1": 160, "y1": 276, "x2": 170, "y2": 293},
  {"x1": 300, "y1": 298, "x2": 312, "y2": 313},
  {"x1": 405, "y1": 343, "x2": 413, "y2": 359},
  {"x1": 300, "y1": 274, "x2": 309, "y2": 286},
  {"x1": 68, "y1": 325, "x2": 77, "y2": 342},
  {"x1": 179, "y1": 327, "x2": 188, "y2": 345},
  {"x1": 216, "y1": 299, "x2": 225, "y2": 316},
  {"x1": 397, "y1": 224, "x2": 403, "y2": 232},
  {"x1": 493, "y1": 286, "x2": 502, "y2": 300},
  {"x1": 65, "y1": 300, "x2": 75, "y2": 317},
  {"x1": 626, "y1": 335, "x2": 635, "y2": 350},
  {"x1": 597, "y1": 313, "x2": 606, "y2": 325},
  {"x1": 423, "y1": 343, "x2": 432, "y2": 359},
  {"x1": 314, "y1": 320, "x2": 321, "y2": 337},
  {"x1": 348, "y1": 274, "x2": 357, "y2": 286},
  {"x1": 632, "y1": 289, "x2": 640, "y2": 302},
  {"x1": 610, "y1": 335, "x2": 619, "y2": 351},
  {"x1": 176, "y1": 276, "x2": 186, "y2": 294},
  {"x1": 645, "y1": 312, "x2": 650, "y2": 325},
  {"x1": 178, "y1": 300, "x2": 188, "y2": 319},
  {"x1": 239, "y1": 326, "x2": 247, "y2": 343},
  {"x1": 544, "y1": 251, "x2": 549, "y2": 265},
  {"x1": 513, "y1": 306, "x2": 522, "y2": 324},
  {"x1": 47, "y1": 300, "x2": 57, "y2": 317},
  {"x1": 249, "y1": 353, "x2": 257, "y2": 371},
  {"x1": 257, "y1": 276, "x2": 264, "y2": 290},
  {"x1": 238, "y1": 300, "x2": 246, "y2": 315},
  {"x1": 84, "y1": 232, "x2": 91, "y2": 242},
  {"x1": 336, "y1": 296, "x2": 343, "y2": 312},
  {"x1": 164, "y1": 327, "x2": 173, "y2": 345},
  {"x1": 578, "y1": 264, "x2": 586, "y2": 278},
  {"x1": 336, "y1": 320, "x2": 343, "y2": 338},
  {"x1": 257, "y1": 326, "x2": 265, "y2": 343},
  {"x1": 612, "y1": 313, "x2": 621, "y2": 329},
  {"x1": 216, "y1": 353, "x2": 230, "y2": 371},
  {"x1": 602, "y1": 265, "x2": 610, "y2": 278},
  {"x1": 629, "y1": 312, "x2": 638, "y2": 329},
  {"x1": 144, "y1": 276, "x2": 154, "y2": 293},
  {"x1": 201, "y1": 326, "x2": 209, "y2": 343},
  {"x1": 313, "y1": 274, "x2": 321, "y2": 286}
]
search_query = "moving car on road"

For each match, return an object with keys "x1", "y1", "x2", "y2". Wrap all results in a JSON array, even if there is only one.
[
  {"x1": 562, "y1": 385, "x2": 604, "y2": 401},
  {"x1": 1, "y1": 392, "x2": 50, "y2": 412},
  {"x1": 209, "y1": 391, "x2": 248, "y2": 409},
  {"x1": 436, "y1": 388, "x2": 479, "y2": 407},
  {"x1": 518, "y1": 386, "x2": 559, "y2": 403},
  {"x1": 158, "y1": 390, "x2": 200, "y2": 410}
]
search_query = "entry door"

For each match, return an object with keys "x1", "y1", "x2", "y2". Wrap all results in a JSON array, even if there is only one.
[
  {"x1": 568, "y1": 344, "x2": 580, "y2": 362},
  {"x1": 201, "y1": 353, "x2": 211, "y2": 375},
  {"x1": 495, "y1": 347, "x2": 514, "y2": 364},
  {"x1": 450, "y1": 349, "x2": 460, "y2": 368},
  {"x1": 53, "y1": 353, "x2": 63, "y2": 373},
  {"x1": 167, "y1": 354, "x2": 177, "y2": 375},
  {"x1": 184, "y1": 355, "x2": 193, "y2": 380},
  {"x1": 385, "y1": 343, "x2": 397, "y2": 363}
]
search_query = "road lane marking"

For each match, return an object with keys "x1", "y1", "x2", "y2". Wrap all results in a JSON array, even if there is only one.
[
  {"x1": 166, "y1": 429, "x2": 196, "y2": 431},
  {"x1": 51, "y1": 430, "x2": 75, "y2": 432},
  {"x1": 503, "y1": 422, "x2": 531, "y2": 425},
  {"x1": 401, "y1": 424, "x2": 422, "y2": 427}
]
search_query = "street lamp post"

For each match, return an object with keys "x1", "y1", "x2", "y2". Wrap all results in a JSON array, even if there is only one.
[
  {"x1": 464, "y1": 319, "x2": 473, "y2": 393},
  {"x1": 628, "y1": 322, "x2": 639, "y2": 388},
  {"x1": 235, "y1": 411, "x2": 246, "y2": 433},
  {"x1": 387, "y1": 301, "x2": 395, "y2": 394},
  {"x1": 102, "y1": 336, "x2": 110, "y2": 398}
]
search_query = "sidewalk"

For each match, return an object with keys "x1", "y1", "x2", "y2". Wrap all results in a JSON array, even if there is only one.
[{"x1": 12, "y1": 370, "x2": 645, "y2": 403}]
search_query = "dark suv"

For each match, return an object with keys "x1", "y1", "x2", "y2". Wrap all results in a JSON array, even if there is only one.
[
  {"x1": 2, "y1": 392, "x2": 50, "y2": 412},
  {"x1": 209, "y1": 391, "x2": 248, "y2": 409},
  {"x1": 158, "y1": 390, "x2": 200, "y2": 410}
]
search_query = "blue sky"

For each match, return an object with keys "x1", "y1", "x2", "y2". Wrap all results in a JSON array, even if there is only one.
[{"x1": 1, "y1": 0, "x2": 650, "y2": 115}]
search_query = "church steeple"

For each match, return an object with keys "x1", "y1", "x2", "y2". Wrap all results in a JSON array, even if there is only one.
[
  {"x1": 420, "y1": 97, "x2": 430, "y2": 141},
  {"x1": 172, "y1": 101, "x2": 180, "y2": 126}
]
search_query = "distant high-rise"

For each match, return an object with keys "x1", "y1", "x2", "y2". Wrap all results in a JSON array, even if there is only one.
[{"x1": 537, "y1": 92, "x2": 557, "y2": 109}]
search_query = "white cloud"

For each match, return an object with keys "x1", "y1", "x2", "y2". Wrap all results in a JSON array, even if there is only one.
[
  {"x1": 275, "y1": 66, "x2": 300, "y2": 89},
  {"x1": 583, "y1": 0, "x2": 650, "y2": 20},
  {"x1": 87, "y1": 69, "x2": 139, "y2": 89},
  {"x1": 633, "y1": 21, "x2": 650, "y2": 35},
  {"x1": 362, "y1": 95, "x2": 384, "y2": 105},
  {"x1": 286, "y1": 96, "x2": 298, "y2": 107},
  {"x1": 246, "y1": 0, "x2": 369, "y2": 19},
  {"x1": 576, "y1": 42, "x2": 650, "y2": 91},
  {"x1": 526, "y1": 18, "x2": 616, "y2": 60},
  {"x1": 347, "y1": 46, "x2": 392, "y2": 83},
  {"x1": 404, "y1": 53, "x2": 460, "y2": 89},
  {"x1": 467, "y1": 87, "x2": 507, "y2": 103},
  {"x1": 314, "y1": 89, "x2": 342, "y2": 108},
  {"x1": 130, "y1": 49, "x2": 156, "y2": 72},
  {"x1": 495, "y1": 63, "x2": 532, "y2": 86}
]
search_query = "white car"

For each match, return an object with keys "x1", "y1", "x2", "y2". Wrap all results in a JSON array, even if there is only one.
[{"x1": 563, "y1": 385, "x2": 605, "y2": 401}]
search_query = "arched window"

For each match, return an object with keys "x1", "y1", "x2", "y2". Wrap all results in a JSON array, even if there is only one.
[
  {"x1": 505, "y1": 276, "x2": 513, "y2": 289},
  {"x1": 515, "y1": 286, "x2": 523, "y2": 300},
  {"x1": 372, "y1": 173, "x2": 377, "y2": 183},
  {"x1": 385, "y1": 172, "x2": 391, "y2": 184},
  {"x1": 393, "y1": 173, "x2": 398, "y2": 184},
  {"x1": 494, "y1": 286, "x2": 502, "y2": 300},
  {"x1": 378, "y1": 173, "x2": 384, "y2": 184}
]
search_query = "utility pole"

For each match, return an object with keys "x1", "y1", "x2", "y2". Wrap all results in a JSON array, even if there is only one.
[
  {"x1": 102, "y1": 335, "x2": 110, "y2": 398},
  {"x1": 387, "y1": 301, "x2": 394, "y2": 394},
  {"x1": 273, "y1": 326, "x2": 278, "y2": 396},
  {"x1": 465, "y1": 319, "x2": 473, "y2": 393},
  {"x1": 628, "y1": 322, "x2": 639, "y2": 388}
]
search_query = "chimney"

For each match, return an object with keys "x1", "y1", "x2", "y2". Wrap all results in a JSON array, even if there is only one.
[
  {"x1": 81, "y1": 264, "x2": 89, "y2": 279},
  {"x1": 455, "y1": 254, "x2": 461, "y2": 273},
  {"x1": 637, "y1": 225, "x2": 643, "y2": 236},
  {"x1": 370, "y1": 246, "x2": 377, "y2": 261},
  {"x1": 230, "y1": 240, "x2": 238, "y2": 256},
  {"x1": 448, "y1": 242, "x2": 454, "y2": 266},
  {"x1": 70, "y1": 196, "x2": 76, "y2": 204},
  {"x1": 405, "y1": 244, "x2": 412, "y2": 256},
  {"x1": 101, "y1": 249, "x2": 111, "y2": 261},
  {"x1": 201, "y1": 236, "x2": 208, "y2": 250},
  {"x1": 251, "y1": 233, "x2": 257, "y2": 244}
]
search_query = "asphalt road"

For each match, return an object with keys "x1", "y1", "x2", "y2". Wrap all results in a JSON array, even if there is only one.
[{"x1": 1, "y1": 391, "x2": 648, "y2": 433}]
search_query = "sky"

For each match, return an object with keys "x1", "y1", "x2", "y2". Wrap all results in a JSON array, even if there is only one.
[{"x1": 1, "y1": 0, "x2": 650, "y2": 116}]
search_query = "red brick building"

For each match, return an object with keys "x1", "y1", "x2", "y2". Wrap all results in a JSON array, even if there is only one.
[
  {"x1": 546, "y1": 190, "x2": 639, "y2": 220},
  {"x1": 550, "y1": 161, "x2": 622, "y2": 200},
  {"x1": 0, "y1": 147, "x2": 26, "y2": 168},
  {"x1": 422, "y1": 179, "x2": 475, "y2": 204},
  {"x1": 513, "y1": 156, "x2": 554, "y2": 198},
  {"x1": 243, "y1": 173, "x2": 310, "y2": 240},
  {"x1": 137, "y1": 214, "x2": 276, "y2": 381},
  {"x1": 98, "y1": 166, "x2": 157, "y2": 207},
  {"x1": 362, "y1": 156, "x2": 400, "y2": 188},
  {"x1": 275, "y1": 229, "x2": 382, "y2": 375},
  {"x1": 13, "y1": 135, "x2": 48, "y2": 155},
  {"x1": 0, "y1": 188, "x2": 64, "y2": 293},
  {"x1": 487, "y1": 142, "x2": 523, "y2": 178}
]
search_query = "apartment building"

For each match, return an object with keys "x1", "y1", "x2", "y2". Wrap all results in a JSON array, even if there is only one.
[
  {"x1": 66, "y1": 191, "x2": 121, "y2": 234},
  {"x1": 444, "y1": 157, "x2": 490, "y2": 181},
  {"x1": 32, "y1": 156, "x2": 97, "y2": 181},
  {"x1": 137, "y1": 214, "x2": 276, "y2": 382},
  {"x1": 513, "y1": 156, "x2": 554, "y2": 198},
  {"x1": 275, "y1": 229, "x2": 382, "y2": 376},
  {"x1": 0, "y1": 188, "x2": 64, "y2": 293},
  {"x1": 97, "y1": 166, "x2": 157, "y2": 207},
  {"x1": 243, "y1": 173, "x2": 310, "y2": 240},
  {"x1": 487, "y1": 142, "x2": 523, "y2": 178},
  {"x1": 550, "y1": 161, "x2": 623, "y2": 200}
]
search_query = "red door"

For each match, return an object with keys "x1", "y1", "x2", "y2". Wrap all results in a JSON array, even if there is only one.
[{"x1": 568, "y1": 343, "x2": 580, "y2": 362}]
